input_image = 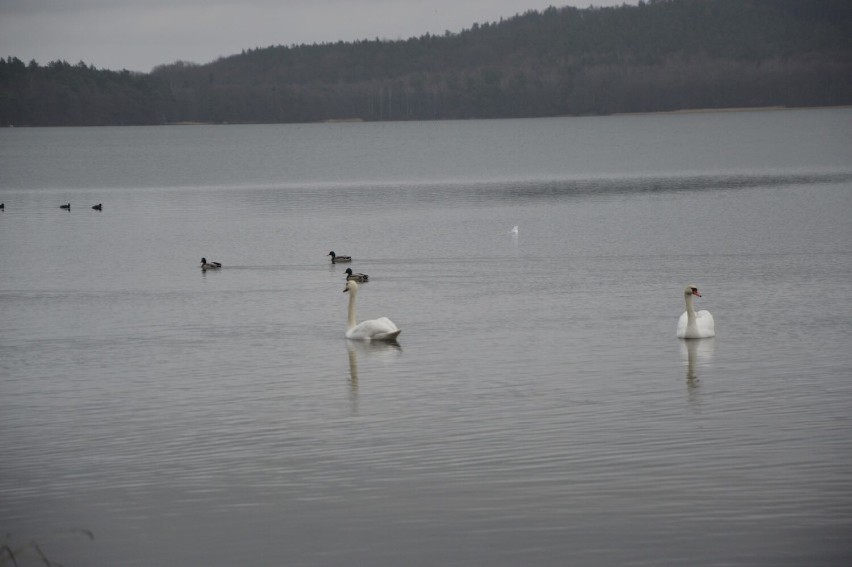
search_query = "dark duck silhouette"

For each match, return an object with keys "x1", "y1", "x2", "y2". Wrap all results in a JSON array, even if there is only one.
[
  {"x1": 328, "y1": 251, "x2": 352, "y2": 264},
  {"x1": 344, "y1": 268, "x2": 369, "y2": 282}
]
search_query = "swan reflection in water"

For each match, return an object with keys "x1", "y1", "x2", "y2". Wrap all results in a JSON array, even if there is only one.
[
  {"x1": 680, "y1": 337, "x2": 715, "y2": 396},
  {"x1": 346, "y1": 339, "x2": 402, "y2": 406}
]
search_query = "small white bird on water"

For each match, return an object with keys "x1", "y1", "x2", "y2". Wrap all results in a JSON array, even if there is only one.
[{"x1": 510, "y1": 225, "x2": 519, "y2": 234}]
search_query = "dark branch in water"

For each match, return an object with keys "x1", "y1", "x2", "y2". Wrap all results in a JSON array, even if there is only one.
[{"x1": 0, "y1": 530, "x2": 94, "y2": 567}]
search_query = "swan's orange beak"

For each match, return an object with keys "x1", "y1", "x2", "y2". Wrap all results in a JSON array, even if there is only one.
[{"x1": 692, "y1": 289, "x2": 702, "y2": 297}]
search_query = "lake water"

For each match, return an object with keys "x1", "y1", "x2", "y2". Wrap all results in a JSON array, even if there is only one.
[{"x1": 1, "y1": 109, "x2": 851, "y2": 566}]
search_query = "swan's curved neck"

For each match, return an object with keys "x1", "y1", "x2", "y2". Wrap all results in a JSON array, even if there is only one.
[
  {"x1": 685, "y1": 293, "x2": 696, "y2": 323},
  {"x1": 347, "y1": 289, "x2": 357, "y2": 331}
]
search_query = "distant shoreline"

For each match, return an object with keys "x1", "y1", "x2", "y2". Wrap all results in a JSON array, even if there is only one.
[
  {"x1": 149, "y1": 104, "x2": 852, "y2": 126},
  {"x1": 144, "y1": 105, "x2": 852, "y2": 126},
  {"x1": 611, "y1": 104, "x2": 852, "y2": 117},
  {"x1": 5, "y1": 105, "x2": 850, "y2": 128}
]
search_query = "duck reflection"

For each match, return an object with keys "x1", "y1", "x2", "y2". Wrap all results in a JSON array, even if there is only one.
[
  {"x1": 680, "y1": 337, "x2": 715, "y2": 393},
  {"x1": 346, "y1": 339, "x2": 401, "y2": 395}
]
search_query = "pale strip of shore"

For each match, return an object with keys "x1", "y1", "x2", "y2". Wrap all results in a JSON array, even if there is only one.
[
  {"x1": 61, "y1": 104, "x2": 850, "y2": 128},
  {"x1": 612, "y1": 105, "x2": 852, "y2": 117}
]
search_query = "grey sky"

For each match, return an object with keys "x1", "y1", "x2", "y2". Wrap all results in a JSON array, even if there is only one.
[{"x1": 0, "y1": 1, "x2": 632, "y2": 72}]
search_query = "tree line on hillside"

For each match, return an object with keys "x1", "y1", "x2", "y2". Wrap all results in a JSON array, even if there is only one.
[{"x1": 1, "y1": 0, "x2": 851, "y2": 126}]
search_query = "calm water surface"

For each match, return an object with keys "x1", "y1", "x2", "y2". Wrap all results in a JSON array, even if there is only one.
[{"x1": 1, "y1": 109, "x2": 852, "y2": 566}]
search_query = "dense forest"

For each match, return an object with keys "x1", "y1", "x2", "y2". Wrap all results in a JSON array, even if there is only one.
[{"x1": 1, "y1": 0, "x2": 851, "y2": 126}]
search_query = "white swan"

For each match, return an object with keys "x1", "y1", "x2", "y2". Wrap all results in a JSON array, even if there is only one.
[
  {"x1": 200, "y1": 257, "x2": 222, "y2": 270},
  {"x1": 677, "y1": 284, "x2": 715, "y2": 339},
  {"x1": 343, "y1": 279, "x2": 400, "y2": 341},
  {"x1": 509, "y1": 225, "x2": 519, "y2": 234},
  {"x1": 344, "y1": 268, "x2": 369, "y2": 282}
]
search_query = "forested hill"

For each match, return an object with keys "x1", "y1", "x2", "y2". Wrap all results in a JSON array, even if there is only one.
[{"x1": 2, "y1": 0, "x2": 851, "y2": 126}]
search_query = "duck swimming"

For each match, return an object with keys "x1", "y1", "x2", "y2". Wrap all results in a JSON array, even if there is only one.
[
  {"x1": 344, "y1": 268, "x2": 369, "y2": 282},
  {"x1": 201, "y1": 257, "x2": 222, "y2": 270},
  {"x1": 328, "y1": 251, "x2": 352, "y2": 263}
]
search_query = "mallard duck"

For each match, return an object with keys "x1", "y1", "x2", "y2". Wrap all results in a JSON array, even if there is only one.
[
  {"x1": 344, "y1": 268, "x2": 369, "y2": 282},
  {"x1": 328, "y1": 251, "x2": 352, "y2": 263},
  {"x1": 92, "y1": 203, "x2": 102, "y2": 210},
  {"x1": 200, "y1": 257, "x2": 222, "y2": 270}
]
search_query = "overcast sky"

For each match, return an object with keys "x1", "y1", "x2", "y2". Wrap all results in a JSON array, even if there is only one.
[{"x1": 0, "y1": 1, "x2": 633, "y2": 73}]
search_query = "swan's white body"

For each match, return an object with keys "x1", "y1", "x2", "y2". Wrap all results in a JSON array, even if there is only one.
[
  {"x1": 201, "y1": 257, "x2": 222, "y2": 270},
  {"x1": 677, "y1": 284, "x2": 715, "y2": 339},
  {"x1": 343, "y1": 279, "x2": 400, "y2": 341},
  {"x1": 510, "y1": 225, "x2": 519, "y2": 234}
]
